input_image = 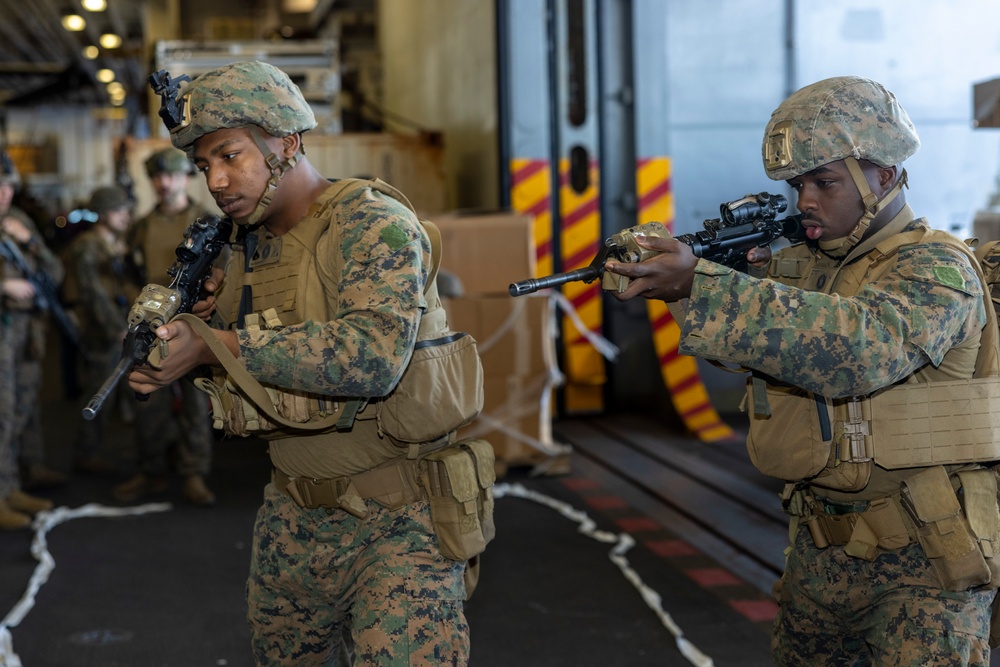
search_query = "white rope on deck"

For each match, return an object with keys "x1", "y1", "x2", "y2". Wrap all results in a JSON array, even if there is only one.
[
  {"x1": 2, "y1": 489, "x2": 716, "y2": 666},
  {"x1": 495, "y1": 482, "x2": 715, "y2": 667},
  {"x1": 0, "y1": 502, "x2": 172, "y2": 667}
]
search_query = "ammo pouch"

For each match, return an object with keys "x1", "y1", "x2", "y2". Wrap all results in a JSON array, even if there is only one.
[
  {"x1": 419, "y1": 438, "x2": 496, "y2": 561},
  {"x1": 901, "y1": 466, "x2": 993, "y2": 591},
  {"x1": 195, "y1": 375, "x2": 339, "y2": 437},
  {"x1": 377, "y1": 330, "x2": 484, "y2": 444}
]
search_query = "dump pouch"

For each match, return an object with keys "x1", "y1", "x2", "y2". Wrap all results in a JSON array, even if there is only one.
[
  {"x1": 419, "y1": 438, "x2": 496, "y2": 561},
  {"x1": 901, "y1": 465, "x2": 991, "y2": 591},
  {"x1": 745, "y1": 381, "x2": 831, "y2": 481},
  {"x1": 378, "y1": 331, "x2": 484, "y2": 443}
]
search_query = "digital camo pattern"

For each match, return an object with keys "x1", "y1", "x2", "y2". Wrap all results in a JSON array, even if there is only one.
[
  {"x1": 0, "y1": 317, "x2": 12, "y2": 496},
  {"x1": 1, "y1": 210, "x2": 62, "y2": 486},
  {"x1": 63, "y1": 230, "x2": 136, "y2": 346},
  {"x1": 773, "y1": 530, "x2": 993, "y2": 665},
  {"x1": 171, "y1": 61, "x2": 317, "y2": 153},
  {"x1": 63, "y1": 227, "x2": 141, "y2": 460},
  {"x1": 247, "y1": 484, "x2": 469, "y2": 666},
  {"x1": 0, "y1": 314, "x2": 30, "y2": 496},
  {"x1": 680, "y1": 234, "x2": 985, "y2": 399},
  {"x1": 233, "y1": 184, "x2": 429, "y2": 399},
  {"x1": 763, "y1": 75, "x2": 920, "y2": 181}
]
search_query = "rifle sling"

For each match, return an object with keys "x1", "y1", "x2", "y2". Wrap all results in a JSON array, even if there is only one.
[{"x1": 176, "y1": 313, "x2": 343, "y2": 432}]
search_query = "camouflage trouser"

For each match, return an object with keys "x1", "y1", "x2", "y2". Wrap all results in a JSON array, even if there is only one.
[
  {"x1": 0, "y1": 313, "x2": 39, "y2": 496},
  {"x1": 0, "y1": 315, "x2": 18, "y2": 497},
  {"x1": 246, "y1": 483, "x2": 470, "y2": 666},
  {"x1": 132, "y1": 376, "x2": 213, "y2": 477},
  {"x1": 773, "y1": 528, "x2": 994, "y2": 666}
]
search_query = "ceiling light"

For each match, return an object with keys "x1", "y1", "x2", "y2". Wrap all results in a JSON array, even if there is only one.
[
  {"x1": 82, "y1": 0, "x2": 107, "y2": 10},
  {"x1": 82, "y1": 45, "x2": 99, "y2": 60},
  {"x1": 283, "y1": 0, "x2": 317, "y2": 11},
  {"x1": 99, "y1": 33, "x2": 122, "y2": 49},
  {"x1": 61, "y1": 14, "x2": 86, "y2": 31},
  {"x1": 96, "y1": 68, "x2": 115, "y2": 83},
  {"x1": 107, "y1": 82, "x2": 125, "y2": 95}
]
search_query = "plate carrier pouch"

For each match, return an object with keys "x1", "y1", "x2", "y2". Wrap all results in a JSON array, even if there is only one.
[
  {"x1": 418, "y1": 438, "x2": 497, "y2": 561},
  {"x1": 186, "y1": 177, "x2": 484, "y2": 444},
  {"x1": 744, "y1": 223, "x2": 1000, "y2": 491}
]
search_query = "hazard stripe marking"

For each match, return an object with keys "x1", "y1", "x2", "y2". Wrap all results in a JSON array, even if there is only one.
[{"x1": 638, "y1": 158, "x2": 736, "y2": 443}]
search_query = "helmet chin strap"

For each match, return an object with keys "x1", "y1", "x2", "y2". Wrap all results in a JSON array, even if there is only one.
[
  {"x1": 239, "y1": 126, "x2": 304, "y2": 227},
  {"x1": 842, "y1": 156, "x2": 908, "y2": 248}
]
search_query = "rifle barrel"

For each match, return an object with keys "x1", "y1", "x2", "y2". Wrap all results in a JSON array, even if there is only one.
[
  {"x1": 509, "y1": 266, "x2": 602, "y2": 297},
  {"x1": 81, "y1": 355, "x2": 133, "y2": 420}
]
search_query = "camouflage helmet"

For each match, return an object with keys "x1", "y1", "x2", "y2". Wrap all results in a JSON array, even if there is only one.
[
  {"x1": 88, "y1": 185, "x2": 130, "y2": 214},
  {"x1": 0, "y1": 150, "x2": 20, "y2": 189},
  {"x1": 145, "y1": 146, "x2": 193, "y2": 176},
  {"x1": 170, "y1": 60, "x2": 317, "y2": 153},
  {"x1": 762, "y1": 76, "x2": 920, "y2": 181}
]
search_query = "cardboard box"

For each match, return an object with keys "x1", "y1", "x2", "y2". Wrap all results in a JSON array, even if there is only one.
[
  {"x1": 459, "y1": 373, "x2": 558, "y2": 470},
  {"x1": 307, "y1": 133, "x2": 448, "y2": 216},
  {"x1": 433, "y1": 211, "x2": 535, "y2": 296},
  {"x1": 444, "y1": 295, "x2": 549, "y2": 378}
]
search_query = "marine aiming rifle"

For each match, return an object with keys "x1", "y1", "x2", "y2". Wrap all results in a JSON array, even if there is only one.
[
  {"x1": 508, "y1": 192, "x2": 805, "y2": 297},
  {"x1": 82, "y1": 214, "x2": 233, "y2": 420},
  {"x1": 0, "y1": 235, "x2": 87, "y2": 355}
]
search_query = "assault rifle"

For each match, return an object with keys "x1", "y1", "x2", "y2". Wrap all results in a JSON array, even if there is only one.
[
  {"x1": 508, "y1": 192, "x2": 804, "y2": 297},
  {"x1": 82, "y1": 214, "x2": 233, "y2": 420},
  {"x1": 0, "y1": 235, "x2": 87, "y2": 353}
]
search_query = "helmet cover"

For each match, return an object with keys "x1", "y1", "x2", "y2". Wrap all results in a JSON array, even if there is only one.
[
  {"x1": 762, "y1": 76, "x2": 920, "y2": 181},
  {"x1": 169, "y1": 60, "x2": 317, "y2": 154},
  {"x1": 88, "y1": 185, "x2": 130, "y2": 213},
  {"x1": 145, "y1": 147, "x2": 194, "y2": 176}
]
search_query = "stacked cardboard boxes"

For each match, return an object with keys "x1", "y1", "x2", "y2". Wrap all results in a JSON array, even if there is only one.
[{"x1": 435, "y1": 211, "x2": 570, "y2": 475}]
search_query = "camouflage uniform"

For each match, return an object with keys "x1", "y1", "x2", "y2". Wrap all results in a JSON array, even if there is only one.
[
  {"x1": 0, "y1": 207, "x2": 62, "y2": 500},
  {"x1": 125, "y1": 149, "x2": 215, "y2": 494},
  {"x1": 159, "y1": 61, "x2": 472, "y2": 665},
  {"x1": 675, "y1": 77, "x2": 995, "y2": 664},
  {"x1": 63, "y1": 187, "x2": 141, "y2": 466}
]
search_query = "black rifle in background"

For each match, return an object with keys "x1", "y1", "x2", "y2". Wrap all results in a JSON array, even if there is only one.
[{"x1": 0, "y1": 235, "x2": 87, "y2": 354}]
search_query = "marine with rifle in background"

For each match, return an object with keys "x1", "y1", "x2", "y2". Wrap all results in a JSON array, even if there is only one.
[
  {"x1": 0, "y1": 150, "x2": 66, "y2": 528},
  {"x1": 112, "y1": 147, "x2": 218, "y2": 506},
  {"x1": 62, "y1": 185, "x2": 143, "y2": 479}
]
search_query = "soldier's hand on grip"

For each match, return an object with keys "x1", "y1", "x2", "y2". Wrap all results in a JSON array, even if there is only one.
[
  {"x1": 604, "y1": 235, "x2": 698, "y2": 303},
  {"x1": 128, "y1": 319, "x2": 205, "y2": 394},
  {"x1": 191, "y1": 266, "x2": 224, "y2": 321}
]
